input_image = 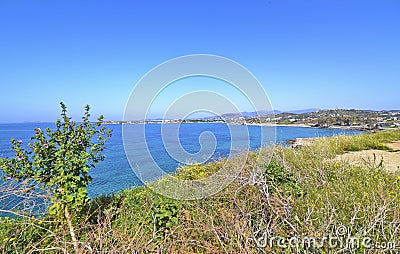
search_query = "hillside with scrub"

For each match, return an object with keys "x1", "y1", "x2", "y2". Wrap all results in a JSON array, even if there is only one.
[{"x1": 1, "y1": 127, "x2": 400, "y2": 252}]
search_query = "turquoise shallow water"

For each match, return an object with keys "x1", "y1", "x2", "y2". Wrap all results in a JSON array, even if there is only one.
[{"x1": 0, "y1": 123, "x2": 362, "y2": 197}]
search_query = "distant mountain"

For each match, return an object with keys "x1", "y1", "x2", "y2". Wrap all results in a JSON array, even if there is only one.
[
  {"x1": 218, "y1": 110, "x2": 278, "y2": 119},
  {"x1": 204, "y1": 109, "x2": 319, "y2": 120},
  {"x1": 258, "y1": 110, "x2": 283, "y2": 115},
  {"x1": 285, "y1": 108, "x2": 320, "y2": 114},
  {"x1": 145, "y1": 109, "x2": 321, "y2": 121}
]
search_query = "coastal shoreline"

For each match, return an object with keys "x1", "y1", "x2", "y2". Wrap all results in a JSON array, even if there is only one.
[
  {"x1": 104, "y1": 121, "x2": 374, "y2": 132},
  {"x1": 245, "y1": 123, "x2": 312, "y2": 128}
]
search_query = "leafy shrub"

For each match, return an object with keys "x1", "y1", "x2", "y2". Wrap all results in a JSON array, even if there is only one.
[
  {"x1": 153, "y1": 197, "x2": 179, "y2": 234},
  {"x1": 263, "y1": 161, "x2": 303, "y2": 197},
  {"x1": 0, "y1": 102, "x2": 111, "y2": 252}
]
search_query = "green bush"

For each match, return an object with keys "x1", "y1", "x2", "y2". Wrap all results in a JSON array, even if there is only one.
[
  {"x1": 0, "y1": 102, "x2": 111, "y2": 253},
  {"x1": 263, "y1": 161, "x2": 303, "y2": 197}
]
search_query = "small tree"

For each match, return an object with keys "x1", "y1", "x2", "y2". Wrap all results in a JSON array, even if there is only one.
[{"x1": 0, "y1": 102, "x2": 111, "y2": 252}]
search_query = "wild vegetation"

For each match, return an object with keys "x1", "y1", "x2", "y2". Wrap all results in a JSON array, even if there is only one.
[
  {"x1": 0, "y1": 103, "x2": 112, "y2": 253},
  {"x1": 1, "y1": 123, "x2": 400, "y2": 252}
]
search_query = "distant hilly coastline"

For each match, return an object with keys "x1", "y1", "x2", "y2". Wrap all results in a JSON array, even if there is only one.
[
  {"x1": 216, "y1": 108, "x2": 320, "y2": 120},
  {"x1": 107, "y1": 109, "x2": 400, "y2": 132},
  {"x1": 126, "y1": 109, "x2": 321, "y2": 121}
]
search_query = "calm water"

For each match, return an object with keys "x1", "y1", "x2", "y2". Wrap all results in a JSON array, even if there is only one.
[{"x1": 0, "y1": 123, "x2": 362, "y2": 197}]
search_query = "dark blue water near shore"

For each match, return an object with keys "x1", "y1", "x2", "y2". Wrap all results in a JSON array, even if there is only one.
[{"x1": 0, "y1": 123, "x2": 362, "y2": 197}]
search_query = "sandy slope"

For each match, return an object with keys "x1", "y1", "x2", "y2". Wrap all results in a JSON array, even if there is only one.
[{"x1": 336, "y1": 141, "x2": 400, "y2": 172}]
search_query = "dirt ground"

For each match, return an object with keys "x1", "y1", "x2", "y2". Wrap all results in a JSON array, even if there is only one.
[
  {"x1": 336, "y1": 141, "x2": 400, "y2": 172},
  {"x1": 288, "y1": 138, "x2": 315, "y2": 148},
  {"x1": 386, "y1": 140, "x2": 400, "y2": 150}
]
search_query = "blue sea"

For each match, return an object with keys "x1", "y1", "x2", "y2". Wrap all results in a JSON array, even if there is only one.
[{"x1": 0, "y1": 123, "x2": 362, "y2": 197}]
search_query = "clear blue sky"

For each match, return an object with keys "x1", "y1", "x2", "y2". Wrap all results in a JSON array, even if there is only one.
[{"x1": 0, "y1": 0, "x2": 399, "y2": 123}]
